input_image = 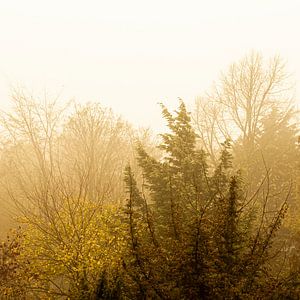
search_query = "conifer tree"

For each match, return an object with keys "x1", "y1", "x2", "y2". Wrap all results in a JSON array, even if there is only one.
[{"x1": 123, "y1": 101, "x2": 289, "y2": 299}]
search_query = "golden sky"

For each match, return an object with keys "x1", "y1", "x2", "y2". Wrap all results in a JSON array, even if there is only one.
[{"x1": 0, "y1": 0, "x2": 299, "y2": 131}]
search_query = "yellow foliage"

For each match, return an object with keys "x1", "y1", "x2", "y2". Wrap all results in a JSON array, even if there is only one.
[{"x1": 20, "y1": 198, "x2": 126, "y2": 299}]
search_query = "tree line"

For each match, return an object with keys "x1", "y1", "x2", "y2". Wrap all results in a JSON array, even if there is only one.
[{"x1": 0, "y1": 52, "x2": 299, "y2": 299}]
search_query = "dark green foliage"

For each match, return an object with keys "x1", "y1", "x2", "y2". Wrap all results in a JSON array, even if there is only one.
[
  {"x1": 233, "y1": 107, "x2": 300, "y2": 287},
  {"x1": 136, "y1": 101, "x2": 209, "y2": 242},
  {"x1": 234, "y1": 107, "x2": 299, "y2": 211},
  {"x1": 94, "y1": 272, "x2": 122, "y2": 300},
  {"x1": 123, "y1": 102, "x2": 291, "y2": 299}
]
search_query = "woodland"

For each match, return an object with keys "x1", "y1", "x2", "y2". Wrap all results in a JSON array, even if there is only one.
[{"x1": 0, "y1": 52, "x2": 300, "y2": 299}]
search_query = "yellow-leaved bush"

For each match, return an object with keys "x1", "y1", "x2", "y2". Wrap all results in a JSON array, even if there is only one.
[{"x1": 19, "y1": 198, "x2": 127, "y2": 299}]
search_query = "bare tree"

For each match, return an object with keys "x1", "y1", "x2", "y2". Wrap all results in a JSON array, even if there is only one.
[
  {"x1": 192, "y1": 96, "x2": 229, "y2": 165},
  {"x1": 0, "y1": 91, "x2": 146, "y2": 297},
  {"x1": 193, "y1": 52, "x2": 293, "y2": 161},
  {"x1": 218, "y1": 52, "x2": 291, "y2": 144},
  {"x1": 60, "y1": 103, "x2": 136, "y2": 204},
  {"x1": 0, "y1": 88, "x2": 67, "y2": 218}
]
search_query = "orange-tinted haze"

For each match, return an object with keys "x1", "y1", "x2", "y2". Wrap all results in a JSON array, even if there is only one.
[{"x1": 0, "y1": 0, "x2": 299, "y2": 132}]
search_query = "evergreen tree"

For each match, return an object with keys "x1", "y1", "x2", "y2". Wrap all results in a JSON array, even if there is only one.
[
  {"x1": 136, "y1": 101, "x2": 208, "y2": 242},
  {"x1": 123, "y1": 102, "x2": 289, "y2": 299},
  {"x1": 234, "y1": 107, "x2": 299, "y2": 211}
]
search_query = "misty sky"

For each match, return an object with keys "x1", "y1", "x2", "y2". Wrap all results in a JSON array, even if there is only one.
[{"x1": 0, "y1": 0, "x2": 299, "y2": 132}]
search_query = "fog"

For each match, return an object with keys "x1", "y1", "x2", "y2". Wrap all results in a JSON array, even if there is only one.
[
  {"x1": 0, "y1": 1, "x2": 300, "y2": 299},
  {"x1": 0, "y1": 0, "x2": 299, "y2": 131}
]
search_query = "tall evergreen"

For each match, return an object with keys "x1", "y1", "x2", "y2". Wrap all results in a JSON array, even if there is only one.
[
  {"x1": 136, "y1": 101, "x2": 208, "y2": 241},
  {"x1": 123, "y1": 102, "x2": 289, "y2": 299}
]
